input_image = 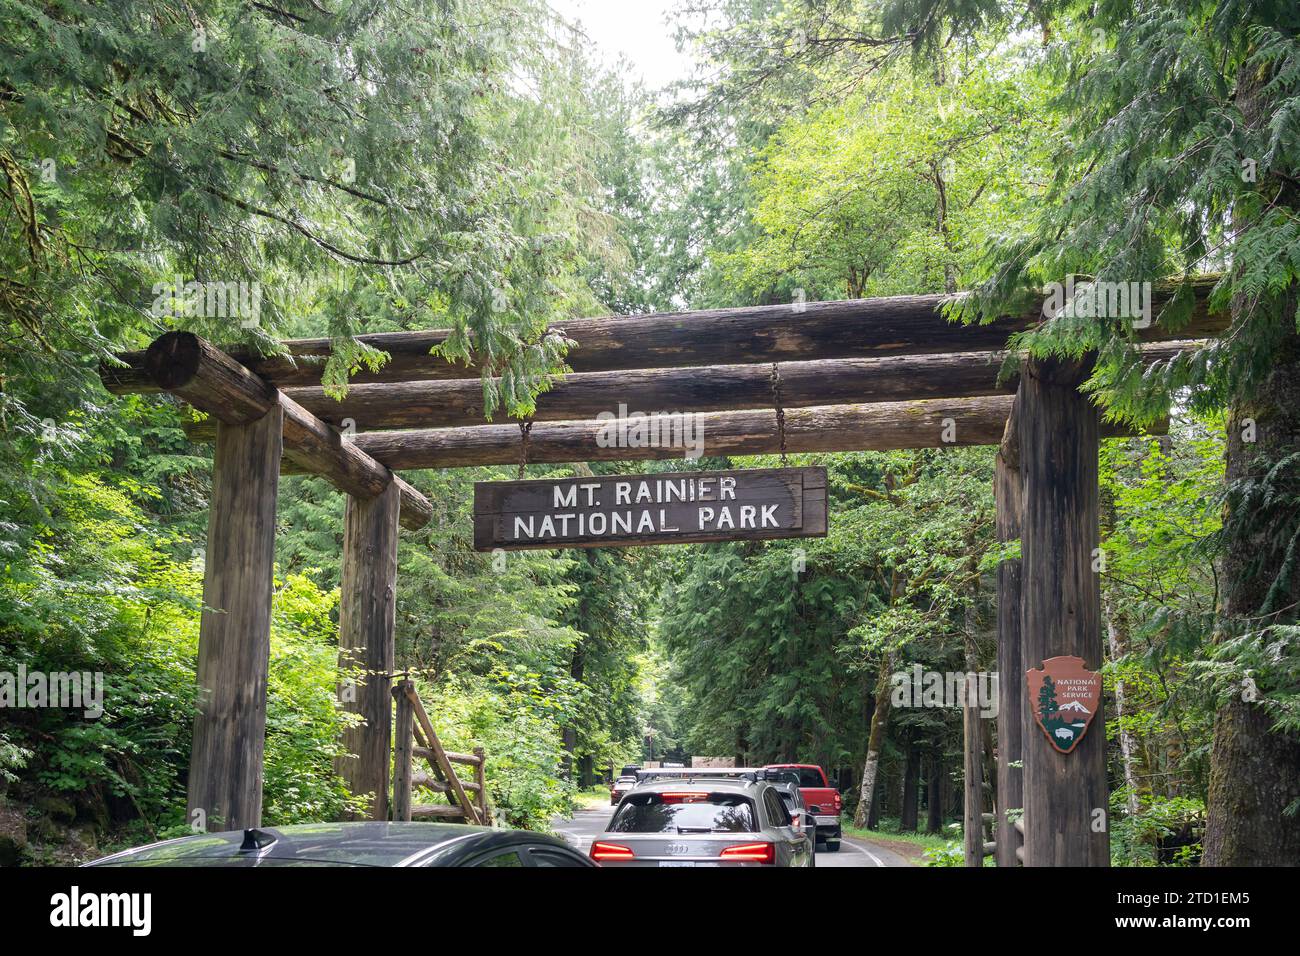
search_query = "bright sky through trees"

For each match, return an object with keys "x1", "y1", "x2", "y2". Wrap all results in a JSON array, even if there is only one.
[{"x1": 551, "y1": 0, "x2": 696, "y2": 89}]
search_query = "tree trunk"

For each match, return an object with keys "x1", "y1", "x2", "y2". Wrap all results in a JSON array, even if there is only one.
[
  {"x1": 994, "y1": 448, "x2": 1024, "y2": 866},
  {"x1": 962, "y1": 597, "x2": 983, "y2": 866},
  {"x1": 1204, "y1": 330, "x2": 1300, "y2": 864},
  {"x1": 926, "y1": 748, "x2": 944, "y2": 834},
  {"x1": 1103, "y1": 591, "x2": 1140, "y2": 817},
  {"x1": 853, "y1": 652, "x2": 894, "y2": 828},
  {"x1": 1202, "y1": 49, "x2": 1300, "y2": 864},
  {"x1": 900, "y1": 743, "x2": 920, "y2": 831},
  {"x1": 867, "y1": 772, "x2": 883, "y2": 829},
  {"x1": 1099, "y1": 484, "x2": 1140, "y2": 818}
]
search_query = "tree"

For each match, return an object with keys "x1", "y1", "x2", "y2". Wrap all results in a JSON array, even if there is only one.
[{"x1": 1038, "y1": 676, "x2": 1059, "y2": 720}]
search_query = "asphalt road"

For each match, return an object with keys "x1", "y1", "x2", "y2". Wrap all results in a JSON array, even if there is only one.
[{"x1": 552, "y1": 807, "x2": 912, "y2": 867}]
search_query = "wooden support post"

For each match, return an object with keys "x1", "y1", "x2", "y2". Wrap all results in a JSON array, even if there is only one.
[
  {"x1": 1017, "y1": 357, "x2": 1109, "y2": 866},
  {"x1": 473, "y1": 746, "x2": 488, "y2": 825},
  {"x1": 186, "y1": 406, "x2": 283, "y2": 832},
  {"x1": 995, "y1": 400, "x2": 1025, "y2": 866},
  {"x1": 336, "y1": 482, "x2": 401, "y2": 820},
  {"x1": 392, "y1": 680, "x2": 414, "y2": 823}
]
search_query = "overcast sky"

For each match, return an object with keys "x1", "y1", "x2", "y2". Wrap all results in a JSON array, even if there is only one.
[{"x1": 549, "y1": 0, "x2": 698, "y2": 90}]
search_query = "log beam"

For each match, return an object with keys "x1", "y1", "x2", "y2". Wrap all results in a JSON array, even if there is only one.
[
  {"x1": 1017, "y1": 357, "x2": 1109, "y2": 866},
  {"x1": 101, "y1": 280, "x2": 1226, "y2": 392},
  {"x1": 266, "y1": 396, "x2": 1161, "y2": 472},
  {"x1": 142, "y1": 332, "x2": 430, "y2": 529},
  {"x1": 179, "y1": 341, "x2": 1197, "y2": 439}
]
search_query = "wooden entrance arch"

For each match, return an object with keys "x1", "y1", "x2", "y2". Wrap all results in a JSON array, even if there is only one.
[{"x1": 101, "y1": 280, "x2": 1226, "y2": 865}]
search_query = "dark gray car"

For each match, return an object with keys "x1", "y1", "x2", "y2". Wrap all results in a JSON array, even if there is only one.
[
  {"x1": 591, "y1": 776, "x2": 814, "y2": 867},
  {"x1": 769, "y1": 778, "x2": 818, "y2": 861},
  {"x1": 85, "y1": 822, "x2": 596, "y2": 868}
]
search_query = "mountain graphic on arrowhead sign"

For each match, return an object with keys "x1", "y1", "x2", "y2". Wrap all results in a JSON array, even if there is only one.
[{"x1": 1026, "y1": 656, "x2": 1102, "y2": 754}]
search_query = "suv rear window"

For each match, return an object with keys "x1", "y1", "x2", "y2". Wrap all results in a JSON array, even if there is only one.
[
  {"x1": 608, "y1": 792, "x2": 756, "y2": 833},
  {"x1": 786, "y1": 768, "x2": 825, "y2": 787}
]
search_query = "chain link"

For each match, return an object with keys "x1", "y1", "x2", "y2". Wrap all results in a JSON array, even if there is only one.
[
  {"x1": 517, "y1": 420, "x2": 533, "y2": 479},
  {"x1": 769, "y1": 363, "x2": 788, "y2": 466}
]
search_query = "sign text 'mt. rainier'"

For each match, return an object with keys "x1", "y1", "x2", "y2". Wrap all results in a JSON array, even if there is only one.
[{"x1": 473, "y1": 467, "x2": 827, "y2": 551}]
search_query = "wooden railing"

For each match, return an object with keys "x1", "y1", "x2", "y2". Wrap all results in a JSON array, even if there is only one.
[{"x1": 392, "y1": 679, "x2": 489, "y2": 825}]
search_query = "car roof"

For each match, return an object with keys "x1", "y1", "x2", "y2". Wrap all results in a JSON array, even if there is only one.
[
  {"x1": 631, "y1": 777, "x2": 762, "y2": 794},
  {"x1": 86, "y1": 822, "x2": 575, "y2": 867}
]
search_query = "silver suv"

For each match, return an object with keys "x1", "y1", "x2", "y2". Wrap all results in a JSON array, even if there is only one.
[{"x1": 590, "y1": 773, "x2": 814, "y2": 867}]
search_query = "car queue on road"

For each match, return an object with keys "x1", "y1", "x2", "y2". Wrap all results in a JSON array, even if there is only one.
[{"x1": 84, "y1": 763, "x2": 843, "y2": 869}]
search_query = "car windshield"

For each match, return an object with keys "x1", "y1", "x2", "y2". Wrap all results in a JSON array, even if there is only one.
[{"x1": 608, "y1": 792, "x2": 756, "y2": 833}]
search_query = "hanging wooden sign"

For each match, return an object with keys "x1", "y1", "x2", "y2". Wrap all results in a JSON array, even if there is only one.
[
  {"x1": 473, "y1": 466, "x2": 827, "y2": 551},
  {"x1": 1026, "y1": 656, "x2": 1102, "y2": 754}
]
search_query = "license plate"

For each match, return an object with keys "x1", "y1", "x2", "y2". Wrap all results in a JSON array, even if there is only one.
[{"x1": 658, "y1": 860, "x2": 718, "y2": 867}]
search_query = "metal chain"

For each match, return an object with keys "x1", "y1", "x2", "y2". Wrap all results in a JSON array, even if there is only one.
[
  {"x1": 517, "y1": 420, "x2": 533, "y2": 479},
  {"x1": 769, "y1": 363, "x2": 788, "y2": 466}
]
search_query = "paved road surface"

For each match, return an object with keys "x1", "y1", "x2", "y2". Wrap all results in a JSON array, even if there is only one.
[{"x1": 551, "y1": 807, "x2": 912, "y2": 867}]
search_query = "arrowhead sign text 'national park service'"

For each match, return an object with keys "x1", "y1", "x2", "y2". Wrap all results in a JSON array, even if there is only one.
[{"x1": 1026, "y1": 656, "x2": 1101, "y2": 754}]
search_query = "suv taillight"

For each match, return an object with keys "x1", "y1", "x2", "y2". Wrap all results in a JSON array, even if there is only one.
[
  {"x1": 719, "y1": 842, "x2": 775, "y2": 864},
  {"x1": 590, "y1": 841, "x2": 635, "y2": 861}
]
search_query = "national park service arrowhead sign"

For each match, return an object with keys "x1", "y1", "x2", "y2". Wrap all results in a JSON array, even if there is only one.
[{"x1": 1026, "y1": 656, "x2": 1101, "y2": 754}]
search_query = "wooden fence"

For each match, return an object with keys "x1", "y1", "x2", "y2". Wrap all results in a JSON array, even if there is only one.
[{"x1": 391, "y1": 679, "x2": 489, "y2": 825}]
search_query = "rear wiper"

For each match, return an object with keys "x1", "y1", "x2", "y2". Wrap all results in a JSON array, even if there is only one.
[{"x1": 675, "y1": 826, "x2": 713, "y2": 834}]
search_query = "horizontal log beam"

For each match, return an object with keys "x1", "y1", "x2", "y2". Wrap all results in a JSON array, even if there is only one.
[
  {"x1": 143, "y1": 332, "x2": 431, "y2": 529},
  {"x1": 182, "y1": 341, "x2": 1201, "y2": 438},
  {"x1": 272, "y1": 396, "x2": 1160, "y2": 473},
  {"x1": 101, "y1": 279, "x2": 1226, "y2": 392}
]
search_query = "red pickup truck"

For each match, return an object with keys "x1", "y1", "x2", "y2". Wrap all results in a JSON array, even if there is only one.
[{"x1": 766, "y1": 764, "x2": 841, "y2": 852}]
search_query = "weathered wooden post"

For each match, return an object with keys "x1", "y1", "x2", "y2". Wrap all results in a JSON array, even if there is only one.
[
  {"x1": 1017, "y1": 357, "x2": 1109, "y2": 866},
  {"x1": 143, "y1": 334, "x2": 284, "y2": 833},
  {"x1": 473, "y1": 746, "x2": 489, "y2": 824},
  {"x1": 188, "y1": 410, "x2": 283, "y2": 832},
  {"x1": 995, "y1": 403, "x2": 1024, "y2": 866},
  {"x1": 392, "y1": 680, "x2": 415, "y2": 822},
  {"x1": 137, "y1": 332, "x2": 432, "y2": 830},
  {"x1": 336, "y1": 482, "x2": 401, "y2": 820}
]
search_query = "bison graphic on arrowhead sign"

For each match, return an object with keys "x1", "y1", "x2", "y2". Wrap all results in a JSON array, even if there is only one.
[{"x1": 1026, "y1": 656, "x2": 1101, "y2": 754}]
